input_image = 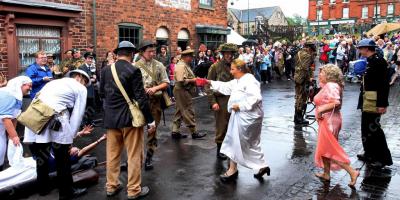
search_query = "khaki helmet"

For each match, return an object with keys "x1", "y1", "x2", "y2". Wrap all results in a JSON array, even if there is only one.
[{"x1": 218, "y1": 43, "x2": 238, "y2": 53}]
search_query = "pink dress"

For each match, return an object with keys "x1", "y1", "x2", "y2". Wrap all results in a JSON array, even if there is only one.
[{"x1": 314, "y1": 82, "x2": 350, "y2": 170}]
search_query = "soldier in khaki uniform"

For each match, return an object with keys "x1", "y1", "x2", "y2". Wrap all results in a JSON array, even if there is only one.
[
  {"x1": 135, "y1": 41, "x2": 170, "y2": 170},
  {"x1": 172, "y1": 49, "x2": 206, "y2": 139},
  {"x1": 293, "y1": 41, "x2": 316, "y2": 125},
  {"x1": 206, "y1": 43, "x2": 237, "y2": 160},
  {"x1": 70, "y1": 49, "x2": 85, "y2": 71},
  {"x1": 59, "y1": 49, "x2": 73, "y2": 75}
]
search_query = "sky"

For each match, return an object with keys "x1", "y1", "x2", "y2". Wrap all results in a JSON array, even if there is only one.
[{"x1": 228, "y1": 0, "x2": 309, "y2": 18}]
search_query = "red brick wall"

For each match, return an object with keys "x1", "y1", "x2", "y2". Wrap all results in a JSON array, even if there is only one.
[
  {"x1": 95, "y1": 0, "x2": 228, "y2": 62},
  {"x1": 0, "y1": 0, "x2": 228, "y2": 77},
  {"x1": 308, "y1": 0, "x2": 400, "y2": 23}
]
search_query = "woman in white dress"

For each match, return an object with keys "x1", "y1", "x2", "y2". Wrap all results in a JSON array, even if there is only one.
[{"x1": 206, "y1": 59, "x2": 270, "y2": 182}]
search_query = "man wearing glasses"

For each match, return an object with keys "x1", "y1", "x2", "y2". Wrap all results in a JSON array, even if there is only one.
[{"x1": 26, "y1": 50, "x2": 53, "y2": 99}]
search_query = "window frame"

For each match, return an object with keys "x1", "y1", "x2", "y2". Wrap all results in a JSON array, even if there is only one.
[
  {"x1": 388, "y1": 4, "x2": 394, "y2": 17},
  {"x1": 374, "y1": 5, "x2": 381, "y2": 18},
  {"x1": 317, "y1": 9, "x2": 323, "y2": 21},
  {"x1": 362, "y1": 6, "x2": 368, "y2": 19},
  {"x1": 342, "y1": 7, "x2": 349, "y2": 19},
  {"x1": 342, "y1": 0, "x2": 349, "y2": 3},
  {"x1": 199, "y1": 0, "x2": 213, "y2": 10},
  {"x1": 118, "y1": 23, "x2": 143, "y2": 48}
]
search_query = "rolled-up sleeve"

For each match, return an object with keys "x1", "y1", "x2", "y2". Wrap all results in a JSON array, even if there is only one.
[{"x1": 69, "y1": 87, "x2": 87, "y2": 135}]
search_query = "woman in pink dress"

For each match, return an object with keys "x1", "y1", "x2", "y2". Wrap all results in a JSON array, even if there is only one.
[{"x1": 314, "y1": 64, "x2": 359, "y2": 189}]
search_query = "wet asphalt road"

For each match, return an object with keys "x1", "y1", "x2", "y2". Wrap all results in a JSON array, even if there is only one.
[{"x1": 17, "y1": 77, "x2": 400, "y2": 200}]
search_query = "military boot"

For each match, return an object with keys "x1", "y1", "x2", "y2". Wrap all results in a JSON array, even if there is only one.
[
  {"x1": 294, "y1": 111, "x2": 309, "y2": 125},
  {"x1": 217, "y1": 143, "x2": 228, "y2": 160},
  {"x1": 144, "y1": 154, "x2": 154, "y2": 171}
]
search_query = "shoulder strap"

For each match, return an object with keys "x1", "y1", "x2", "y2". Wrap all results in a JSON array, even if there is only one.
[
  {"x1": 111, "y1": 64, "x2": 133, "y2": 105},
  {"x1": 297, "y1": 52, "x2": 302, "y2": 63},
  {"x1": 136, "y1": 60, "x2": 157, "y2": 81}
]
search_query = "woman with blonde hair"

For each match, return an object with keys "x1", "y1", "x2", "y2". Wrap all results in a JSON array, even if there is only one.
[
  {"x1": 205, "y1": 59, "x2": 270, "y2": 182},
  {"x1": 314, "y1": 64, "x2": 359, "y2": 188}
]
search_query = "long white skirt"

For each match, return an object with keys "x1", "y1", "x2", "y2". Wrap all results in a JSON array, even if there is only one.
[{"x1": 220, "y1": 106, "x2": 268, "y2": 172}]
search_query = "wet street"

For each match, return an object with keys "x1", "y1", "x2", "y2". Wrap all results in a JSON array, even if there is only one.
[{"x1": 21, "y1": 79, "x2": 400, "y2": 200}]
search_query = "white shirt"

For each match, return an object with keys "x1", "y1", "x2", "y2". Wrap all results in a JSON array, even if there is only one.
[
  {"x1": 242, "y1": 53, "x2": 254, "y2": 64},
  {"x1": 23, "y1": 78, "x2": 87, "y2": 144}
]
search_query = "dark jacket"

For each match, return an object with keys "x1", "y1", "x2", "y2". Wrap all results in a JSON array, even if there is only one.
[
  {"x1": 358, "y1": 53, "x2": 390, "y2": 110},
  {"x1": 100, "y1": 60, "x2": 153, "y2": 129},
  {"x1": 25, "y1": 62, "x2": 53, "y2": 99}
]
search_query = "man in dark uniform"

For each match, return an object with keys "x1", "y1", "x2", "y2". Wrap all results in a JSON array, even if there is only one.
[
  {"x1": 293, "y1": 41, "x2": 316, "y2": 125},
  {"x1": 356, "y1": 39, "x2": 392, "y2": 169},
  {"x1": 206, "y1": 43, "x2": 237, "y2": 160},
  {"x1": 100, "y1": 41, "x2": 155, "y2": 199}
]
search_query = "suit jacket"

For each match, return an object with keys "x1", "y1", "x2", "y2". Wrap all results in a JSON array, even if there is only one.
[
  {"x1": 100, "y1": 60, "x2": 153, "y2": 129},
  {"x1": 358, "y1": 53, "x2": 390, "y2": 109}
]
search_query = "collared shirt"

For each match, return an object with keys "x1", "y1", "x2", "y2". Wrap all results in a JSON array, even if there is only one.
[
  {"x1": 25, "y1": 62, "x2": 53, "y2": 99},
  {"x1": 23, "y1": 78, "x2": 87, "y2": 144},
  {"x1": 135, "y1": 59, "x2": 170, "y2": 88},
  {"x1": 174, "y1": 60, "x2": 195, "y2": 82}
]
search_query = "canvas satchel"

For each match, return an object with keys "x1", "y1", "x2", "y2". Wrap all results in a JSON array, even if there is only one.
[
  {"x1": 111, "y1": 64, "x2": 146, "y2": 128},
  {"x1": 17, "y1": 97, "x2": 55, "y2": 134},
  {"x1": 362, "y1": 77, "x2": 379, "y2": 113}
]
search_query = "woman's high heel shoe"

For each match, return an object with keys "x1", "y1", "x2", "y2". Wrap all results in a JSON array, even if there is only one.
[
  {"x1": 220, "y1": 170, "x2": 239, "y2": 182},
  {"x1": 254, "y1": 167, "x2": 270, "y2": 179}
]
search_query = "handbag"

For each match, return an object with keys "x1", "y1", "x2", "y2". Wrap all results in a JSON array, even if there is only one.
[
  {"x1": 72, "y1": 169, "x2": 99, "y2": 188},
  {"x1": 111, "y1": 64, "x2": 146, "y2": 127},
  {"x1": 135, "y1": 61, "x2": 172, "y2": 108},
  {"x1": 362, "y1": 77, "x2": 378, "y2": 113},
  {"x1": 17, "y1": 97, "x2": 55, "y2": 134}
]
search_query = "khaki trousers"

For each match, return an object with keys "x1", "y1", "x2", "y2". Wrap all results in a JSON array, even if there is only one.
[
  {"x1": 214, "y1": 96, "x2": 230, "y2": 144},
  {"x1": 106, "y1": 127, "x2": 144, "y2": 196},
  {"x1": 172, "y1": 87, "x2": 196, "y2": 133},
  {"x1": 147, "y1": 97, "x2": 162, "y2": 158}
]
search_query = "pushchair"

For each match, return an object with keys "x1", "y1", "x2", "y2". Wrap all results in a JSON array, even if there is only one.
[
  {"x1": 345, "y1": 58, "x2": 367, "y2": 83},
  {"x1": 304, "y1": 80, "x2": 320, "y2": 125}
]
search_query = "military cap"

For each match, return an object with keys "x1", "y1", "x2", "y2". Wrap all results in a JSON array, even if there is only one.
[
  {"x1": 68, "y1": 69, "x2": 91, "y2": 86},
  {"x1": 218, "y1": 43, "x2": 238, "y2": 53},
  {"x1": 181, "y1": 49, "x2": 195, "y2": 56},
  {"x1": 46, "y1": 53, "x2": 55, "y2": 58},
  {"x1": 357, "y1": 39, "x2": 377, "y2": 48},
  {"x1": 114, "y1": 41, "x2": 137, "y2": 54},
  {"x1": 138, "y1": 40, "x2": 156, "y2": 51},
  {"x1": 84, "y1": 52, "x2": 95, "y2": 59},
  {"x1": 304, "y1": 41, "x2": 316, "y2": 52}
]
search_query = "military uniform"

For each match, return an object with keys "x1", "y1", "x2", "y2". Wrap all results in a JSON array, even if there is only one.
[
  {"x1": 59, "y1": 58, "x2": 72, "y2": 75},
  {"x1": 71, "y1": 58, "x2": 85, "y2": 71},
  {"x1": 135, "y1": 58, "x2": 169, "y2": 168},
  {"x1": 294, "y1": 48, "x2": 315, "y2": 124},
  {"x1": 206, "y1": 43, "x2": 237, "y2": 159},
  {"x1": 172, "y1": 59, "x2": 197, "y2": 134}
]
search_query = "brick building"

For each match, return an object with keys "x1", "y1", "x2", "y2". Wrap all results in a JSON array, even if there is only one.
[
  {"x1": 0, "y1": 0, "x2": 229, "y2": 78},
  {"x1": 308, "y1": 0, "x2": 400, "y2": 35}
]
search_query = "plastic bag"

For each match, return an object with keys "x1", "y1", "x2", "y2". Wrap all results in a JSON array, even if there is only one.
[{"x1": 7, "y1": 139, "x2": 24, "y2": 168}]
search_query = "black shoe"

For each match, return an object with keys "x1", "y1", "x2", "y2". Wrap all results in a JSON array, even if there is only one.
[
  {"x1": 192, "y1": 132, "x2": 206, "y2": 139},
  {"x1": 145, "y1": 157, "x2": 154, "y2": 171},
  {"x1": 220, "y1": 170, "x2": 239, "y2": 182},
  {"x1": 216, "y1": 143, "x2": 228, "y2": 160},
  {"x1": 357, "y1": 153, "x2": 371, "y2": 162},
  {"x1": 120, "y1": 161, "x2": 128, "y2": 171},
  {"x1": 254, "y1": 167, "x2": 270, "y2": 179},
  {"x1": 127, "y1": 186, "x2": 150, "y2": 200},
  {"x1": 106, "y1": 184, "x2": 123, "y2": 197},
  {"x1": 171, "y1": 132, "x2": 188, "y2": 139},
  {"x1": 60, "y1": 188, "x2": 87, "y2": 200}
]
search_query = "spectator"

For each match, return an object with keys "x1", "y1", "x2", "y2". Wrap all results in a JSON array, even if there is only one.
[
  {"x1": 206, "y1": 49, "x2": 215, "y2": 63},
  {"x1": 336, "y1": 41, "x2": 347, "y2": 72},
  {"x1": 0, "y1": 72, "x2": 6, "y2": 87},
  {"x1": 26, "y1": 50, "x2": 53, "y2": 99},
  {"x1": 59, "y1": 50, "x2": 73, "y2": 75},
  {"x1": 79, "y1": 52, "x2": 97, "y2": 110},
  {"x1": 319, "y1": 40, "x2": 331, "y2": 64},
  {"x1": 260, "y1": 48, "x2": 272, "y2": 84},
  {"x1": 176, "y1": 47, "x2": 182, "y2": 61},
  {"x1": 47, "y1": 53, "x2": 62, "y2": 79},
  {"x1": 156, "y1": 45, "x2": 170, "y2": 70},
  {"x1": 168, "y1": 56, "x2": 177, "y2": 100}
]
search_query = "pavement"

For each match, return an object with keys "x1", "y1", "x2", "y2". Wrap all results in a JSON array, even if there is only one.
[{"x1": 8, "y1": 78, "x2": 400, "y2": 200}]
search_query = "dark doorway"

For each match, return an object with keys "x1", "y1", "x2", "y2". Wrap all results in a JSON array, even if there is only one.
[{"x1": 178, "y1": 40, "x2": 188, "y2": 51}]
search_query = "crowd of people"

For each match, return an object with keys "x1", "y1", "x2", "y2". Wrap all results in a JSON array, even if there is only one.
[{"x1": 0, "y1": 29, "x2": 397, "y2": 199}]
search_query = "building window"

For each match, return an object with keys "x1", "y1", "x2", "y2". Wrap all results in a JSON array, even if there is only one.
[
  {"x1": 16, "y1": 25, "x2": 61, "y2": 68},
  {"x1": 317, "y1": 0, "x2": 323, "y2": 6},
  {"x1": 343, "y1": 7, "x2": 349, "y2": 19},
  {"x1": 329, "y1": 0, "x2": 336, "y2": 4},
  {"x1": 199, "y1": 34, "x2": 225, "y2": 50},
  {"x1": 374, "y1": 5, "x2": 380, "y2": 17},
  {"x1": 342, "y1": 0, "x2": 349, "y2": 3},
  {"x1": 199, "y1": 0, "x2": 213, "y2": 8},
  {"x1": 317, "y1": 9, "x2": 323, "y2": 21},
  {"x1": 118, "y1": 24, "x2": 142, "y2": 48},
  {"x1": 362, "y1": 6, "x2": 368, "y2": 19},
  {"x1": 388, "y1": 4, "x2": 394, "y2": 17}
]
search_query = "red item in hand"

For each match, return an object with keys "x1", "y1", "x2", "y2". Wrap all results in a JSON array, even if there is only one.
[{"x1": 195, "y1": 78, "x2": 208, "y2": 87}]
